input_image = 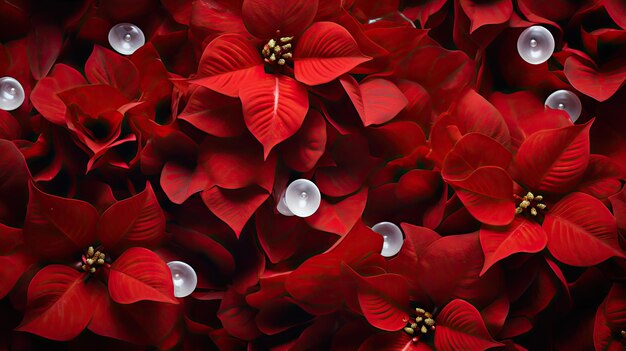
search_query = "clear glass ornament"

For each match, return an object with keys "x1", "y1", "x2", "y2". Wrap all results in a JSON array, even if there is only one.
[
  {"x1": 545, "y1": 90, "x2": 582, "y2": 123},
  {"x1": 108, "y1": 23, "x2": 145, "y2": 55},
  {"x1": 167, "y1": 261, "x2": 197, "y2": 298},
  {"x1": 0, "y1": 77, "x2": 25, "y2": 111},
  {"x1": 371, "y1": 222, "x2": 404, "y2": 257},
  {"x1": 277, "y1": 179, "x2": 321, "y2": 218},
  {"x1": 517, "y1": 26, "x2": 555, "y2": 65}
]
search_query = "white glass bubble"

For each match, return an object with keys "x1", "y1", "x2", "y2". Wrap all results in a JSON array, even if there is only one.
[
  {"x1": 0, "y1": 77, "x2": 25, "y2": 111},
  {"x1": 108, "y1": 23, "x2": 145, "y2": 55},
  {"x1": 167, "y1": 261, "x2": 197, "y2": 298},
  {"x1": 545, "y1": 90, "x2": 582, "y2": 123},
  {"x1": 517, "y1": 26, "x2": 555, "y2": 65},
  {"x1": 277, "y1": 179, "x2": 321, "y2": 218},
  {"x1": 371, "y1": 222, "x2": 404, "y2": 257}
]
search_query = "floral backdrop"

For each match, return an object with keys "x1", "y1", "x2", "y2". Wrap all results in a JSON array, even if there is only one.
[{"x1": 0, "y1": 0, "x2": 625, "y2": 350}]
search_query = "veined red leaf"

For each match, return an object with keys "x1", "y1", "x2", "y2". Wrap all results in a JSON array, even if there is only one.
[
  {"x1": 294, "y1": 22, "x2": 371, "y2": 86},
  {"x1": 190, "y1": 34, "x2": 264, "y2": 97},
  {"x1": 604, "y1": 283, "x2": 626, "y2": 329},
  {"x1": 178, "y1": 86, "x2": 245, "y2": 137},
  {"x1": 459, "y1": 0, "x2": 513, "y2": 33},
  {"x1": 543, "y1": 192, "x2": 625, "y2": 266},
  {"x1": 280, "y1": 109, "x2": 327, "y2": 172},
  {"x1": 442, "y1": 132, "x2": 512, "y2": 182},
  {"x1": 340, "y1": 76, "x2": 408, "y2": 127},
  {"x1": 609, "y1": 187, "x2": 626, "y2": 231},
  {"x1": 479, "y1": 217, "x2": 547, "y2": 276},
  {"x1": 201, "y1": 185, "x2": 269, "y2": 237},
  {"x1": 604, "y1": 0, "x2": 626, "y2": 30},
  {"x1": 576, "y1": 155, "x2": 622, "y2": 200},
  {"x1": 97, "y1": 183, "x2": 165, "y2": 252},
  {"x1": 26, "y1": 23, "x2": 62, "y2": 80},
  {"x1": 85, "y1": 45, "x2": 140, "y2": 99},
  {"x1": 345, "y1": 267, "x2": 410, "y2": 331},
  {"x1": 435, "y1": 299, "x2": 504, "y2": 351},
  {"x1": 242, "y1": 0, "x2": 318, "y2": 38},
  {"x1": 239, "y1": 74, "x2": 309, "y2": 158},
  {"x1": 30, "y1": 64, "x2": 87, "y2": 125},
  {"x1": 161, "y1": 162, "x2": 209, "y2": 205},
  {"x1": 0, "y1": 250, "x2": 34, "y2": 298},
  {"x1": 17, "y1": 265, "x2": 95, "y2": 341},
  {"x1": 109, "y1": 247, "x2": 178, "y2": 304},
  {"x1": 448, "y1": 166, "x2": 515, "y2": 226},
  {"x1": 358, "y1": 332, "x2": 433, "y2": 351},
  {"x1": 305, "y1": 187, "x2": 368, "y2": 236},
  {"x1": 564, "y1": 55, "x2": 626, "y2": 102},
  {"x1": 514, "y1": 121, "x2": 592, "y2": 194},
  {"x1": 593, "y1": 300, "x2": 625, "y2": 351},
  {"x1": 255, "y1": 204, "x2": 306, "y2": 263},
  {"x1": 217, "y1": 289, "x2": 262, "y2": 340},
  {"x1": 23, "y1": 182, "x2": 98, "y2": 259}
]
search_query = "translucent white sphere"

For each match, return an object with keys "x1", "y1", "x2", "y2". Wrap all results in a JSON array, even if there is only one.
[
  {"x1": 371, "y1": 222, "x2": 404, "y2": 257},
  {"x1": 167, "y1": 261, "x2": 197, "y2": 298},
  {"x1": 517, "y1": 26, "x2": 555, "y2": 65},
  {"x1": 108, "y1": 23, "x2": 145, "y2": 55},
  {"x1": 545, "y1": 90, "x2": 582, "y2": 123},
  {"x1": 0, "y1": 77, "x2": 25, "y2": 111},
  {"x1": 277, "y1": 179, "x2": 321, "y2": 218}
]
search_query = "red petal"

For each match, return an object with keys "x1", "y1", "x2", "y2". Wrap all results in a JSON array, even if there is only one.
[
  {"x1": 359, "y1": 332, "x2": 433, "y2": 351},
  {"x1": 593, "y1": 301, "x2": 625, "y2": 351},
  {"x1": 514, "y1": 121, "x2": 592, "y2": 194},
  {"x1": 189, "y1": 0, "x2": 246, "y2": 36},
  {"x1": 26, "y1": 23, "x2": 62, "y2": 80},
  {"x1": 109, "y1": 247, "x2": 178, "y2": 304},
  {"x1": 242, "y1": 0, "x2": 318, "y2": 38},
  {"x1": 340, "y1": 76, "x2": 408, "y2": 126},
  {"x1": 0, "y1": 109, "x2": 20, "y2": 140},
  {"x1": 479, "y1": 217, "x2": 547, "y2": 276},
  {"x1": 97, "y1": 183, "x2": 166, "y2": 252},
  {"x1": 345, "y1": 268, "x2": 410, "y2": 331},
  {"x1": 217, "y1": 288, "x2": 261, "y2": 340},
  {"x1": 23, "y1": 182, "x2": 99, "y2": 259},
  {"x1": 0, "y1": 139, "x2": 30, "y2": 227},
  {"x1": 435, "y1": 299, "x2": 504, "y2": 351},
  {"x1": 294, "y1": 22, "x2": 371, "y2": 86},
  {"x1": 448, "y1": 166, "x2": 516, "y2": 226},
  {"x1": 30, "y1": 64, "x2": 87, "y2": 125},
  {"x1": 0, "y1": 250, "x2": 34, "y2": 298},
  {"x1": 160, "y1": 162, "x2": 209, "y2": 205},
  {"x1": 255, "y1": 298, "x2": 312, "y2": 335},
  {"x1": 201, "y1": 186, "x2": 269, "y2": 237},
  {"x1": 442, "y1": 132, "x2": 512, "y2": 182},
  {"x1": 604, "y1": 283, "x2": 626, "y2": 329},
  {"x1": 577, "y1": 155, "x2": 623, "y2": 201},
  {"x1": 280, "y1": 109, "x2": 327, "y2": 172},
  {"x1": 544, "y1": 192, "x2": 624, "y2": 266},
  {"x1": 255, "y1": 204, "x2": 308, "y2": 263},
  {"x1": 609, "y1": 186, "x2": 626, "y2": 231},
  {"x1": 239, "y1": 74, "x2": 309, "y2": 158},
  {"x1": 190, "y1": 34, "x2": 264, "y2": 97},
  {"x1": 564, "y1": 56, "x2": 626, "y2": 102},
  {"x1": 177, "y1": 87, "x2": 246, "y2": 137},
  {"x1": 459, "y1": 0, "x2": 513, "y2": 33},
  {"x1": 305, "y1": 187, "x2": 368, "y2": 235},
  {"x1": 85, "y1": 45, "x2": 140, "y2": 99},
  {"x1": 17, "y1": 265, "x2": 95, "y2": 341},
  {"x1": 198, "y1": 136, "x2": 277, "y2": 192},
  {"x1": 604, "y1": 0, "x2": 626, "y2": 30}
]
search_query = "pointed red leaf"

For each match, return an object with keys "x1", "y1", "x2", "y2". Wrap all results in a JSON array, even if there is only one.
[
  {"x1": 593, "y1": 302, "x2": 625, "y2": 351},
  {"x1": 161, "y1": 162, "x2": 209, "y2": 205},
  {"x1": 239, "y1": 74, "x2": 309, "y2": 158},
  {"x1": 305, "y1": 187, "x2": 368, "y2": 235},
  {"x1": 294, "y1": 22, "x2": 371, "y2": 86},
  {"x1": 359, "y1": 332, "x2": 433, "y2": 351},
  {"x1": 435, "y1": 299, "x2": 504, "y2": 351},
  {"x1": 479, "y1": 217, "x2": 547, "y2": 276},
  {"x1": 345, "y1": 267, "x2": 410, "y2": 331},
  {"x1": 17, "y1": 265, "x2": 95, "y2": 341},
  {"x1": 85, "y1": 45, "x2": 140, "y2": 99},
  {"x1": 218, "y1": 288, "x2": 262, "y2": 340},
  {"x1": 23, "y1": 182, "x2": 99, "y2": 259},
  {"x1": 340, "y1": 76, "x2": 408, "y2": 126},
  {"x1": 0, "y1": 139, "x2": 30, "y2": 227},
  {"x1": 544, "y1": 192, "x2": 625, "y2": 266},
  {"x1": 97, "y1": 183, "x2": 165, "y2": 252},
  {"x1": 442, "y1": 132, "x2": 512, "y2": 182},
  {"x1": 109, "y1": 247, "x2": 178, "y2": 304},
  {"x1": 459, "y1": 0, "x2": 513, "y2": 33},
  {"x1": 256, "y1": 204, "x2": 307, "y2": 263},
  {"x1": 609, "y1": 187, "x2": 626, "y2": 231},
  {"x1": 577, "y1": 155, "x2": 622, "y2": 201},
  {"x1": 178, "y1": 86, "x2": 245, "y2": 137},
  {"x1": 26, "y1": 23, "x2": 62, "y2": 80},
  {"x1": 242, "y1": 0, "x2": 318, "y2": 38},
  {"x1": 604, "y1": 0, "x2": 626, "y2": 30},
  {"x1": 514, "y1": 122, "x2": 592, "y2": 194},
  {"x1": 201, "y1": 185, "x2": 269, "y2": 237},
  {"x1": 190, "y1": 34, "x2": 264, "y2": 97},
  {"x1": 0, "y1": 251, "x2": 34, "y2": 298},
  {"x1": 604, "y1": 283, "x2": 626, "y2": 329},
  {"x1": 30, "y1": 64, "x2": 87, "y2": 125},
  {"x1": 280, "y1": 109, "x2": 327, "y2": 172},
  {"x1": 564, "y1": 56, "x2": 626, "y2": 102},
  {"x1": 448, "y1": 166, "x2": 515, "y2": 226}
]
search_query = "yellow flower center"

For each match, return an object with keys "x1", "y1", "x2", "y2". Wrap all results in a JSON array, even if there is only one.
[
  {"x1": 515, "y1": 192, "x2": 547, "y2": 217},
  {"x1": 262, "y1": 31, "x2": 294, "y2": 66},
  {"x1": 80, "y1": 246, "x2": 107, "y2": 273},
  {"x1": 403, "y1": 307, "x2": 436, "y2": 341}
]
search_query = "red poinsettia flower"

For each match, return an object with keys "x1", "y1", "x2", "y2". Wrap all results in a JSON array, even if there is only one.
[
  {"x1": 436, "y1": 90, "x2": 625, "y2": 272},
  {"x1": 594, "y1": 282, "x2": 626, "y2": 350}
]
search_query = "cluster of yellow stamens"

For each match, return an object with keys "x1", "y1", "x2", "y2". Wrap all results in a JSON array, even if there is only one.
[
  {"x1": 515, "y1": 192, "x2": 546, "y2": 216},
  {"x1": 262, "y1": 31, "x2": 293, "y2": 66},
  {"x1": 404, "y1": 307, "x2": 436, "y2": 338},
  {"x1": 81, "y1": 246, "x2": 106, "y2": 273}
]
